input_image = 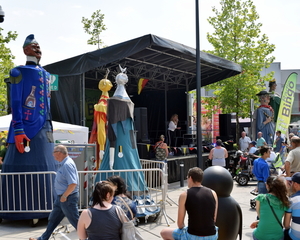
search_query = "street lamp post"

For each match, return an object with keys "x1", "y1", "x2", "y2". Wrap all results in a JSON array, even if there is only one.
[{"x1": 195, "y1": 0, "x2": 203, "y2": 169}]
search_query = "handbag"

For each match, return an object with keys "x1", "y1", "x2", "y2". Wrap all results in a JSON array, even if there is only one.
[
  {"x1": 266, "y1": 195, "x2": 291, "y2": 240},
  {"x1": 155, "y1": 142, "x2": 166, "y2": 160},
  {"x1": 115, "y1": 205, "x2": 144, "y2": 240}
]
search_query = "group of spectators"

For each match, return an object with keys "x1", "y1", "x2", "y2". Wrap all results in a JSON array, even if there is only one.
[
  {"x1": 29, "y1": 145, "x2": 137, "y2": 240},
  {"x1": 251, "y1": 169, "x2": 300, "y2": 240},
  {"x1": 248, "y1": 130, "x2": 300, "y2": 239}
]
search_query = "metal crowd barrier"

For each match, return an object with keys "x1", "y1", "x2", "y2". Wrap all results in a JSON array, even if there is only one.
[
  {"x1": 0, "y1": 171, "x2": 56, "y2": 213},
  {"x1": 0, "y1": 160, "x2": 174, "y2": 226}
]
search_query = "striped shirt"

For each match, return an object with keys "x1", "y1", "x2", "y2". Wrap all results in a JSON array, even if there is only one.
[{"x1": 286, "y1": 191, "x2": 300, "y2": 239}]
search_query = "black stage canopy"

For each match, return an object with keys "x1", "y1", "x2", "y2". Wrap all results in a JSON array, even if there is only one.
[
  {"x1": 45, "y1": 34, "x2": 241, "y2": 92},
  {"x1": 44, "y1": 34, "x2": 242, "y2": 143}
]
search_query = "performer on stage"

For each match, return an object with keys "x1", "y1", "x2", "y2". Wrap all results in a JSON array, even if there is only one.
[
  {"x1": 254, "y1": 90, "x2": 275, "y2": 145},
  {"x1": 1, "y1": 34, "x2": 57, "y2": 220}
]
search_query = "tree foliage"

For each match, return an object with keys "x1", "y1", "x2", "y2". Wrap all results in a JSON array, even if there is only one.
[
  {"x1": 204, "y1": 0, "x2": 275, "y2": 140},
  {"x1": 0, "y1": 28, "x2": 18, "y2": 116},
  {"x1": 82, "y1": 9, "x2": 107, "y2": 49}
]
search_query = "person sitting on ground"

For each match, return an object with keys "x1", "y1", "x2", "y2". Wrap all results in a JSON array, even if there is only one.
[
  {"x1": 209, "y1": 139, "x2": 228, "y2": 167},
  {"x1": 107, "y1": 175, "x2": 137, "y2": 220},
  {"x1": 77, "y1": 181, "x2": 122, "y2": 240},
  {"x1": 160, "y1": 167, "x2": 218, "y2": 240},
  {"x1": 250, "y1": 176, "x2": 289, "y2": 240}
]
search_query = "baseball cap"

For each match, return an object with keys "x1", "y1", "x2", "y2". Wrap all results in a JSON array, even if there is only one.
[
  {"x1": 250, "y1": 141, "x2": 256, "y2": 146},
  {"x1": 291, "y1": 172, "x2": 300, "y2": 184}
]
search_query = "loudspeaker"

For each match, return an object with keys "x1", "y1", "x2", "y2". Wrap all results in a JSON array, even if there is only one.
[
  {"x1": 219, "y1": 114, "x2": 231, "y2": 137},
  {"x1": 137, "y1": 143, "x2": 150, "y2": 159},
  {"x1": 134, "y1": 107, "x2": 150, "y2": 143}
]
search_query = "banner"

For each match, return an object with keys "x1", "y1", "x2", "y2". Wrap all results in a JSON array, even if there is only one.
[{"x1": 274, "y1": 72, "x2": 298, "y2": 142}]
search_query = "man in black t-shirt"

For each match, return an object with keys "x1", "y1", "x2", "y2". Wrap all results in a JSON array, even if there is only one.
[{"x1": 160, "y1": 167, "x2": 219, "y2": 240}]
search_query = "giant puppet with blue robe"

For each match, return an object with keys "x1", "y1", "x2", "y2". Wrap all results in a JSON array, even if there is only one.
[
  {"x1": 95, "y1": 66, "x2": 147, "y2": 192},
  {"x1": 253, "y1": 90, "x2": 275, "y2": 145},
  {"x1": 0, "y1": 35, "x2": 57, "y2": 221}
]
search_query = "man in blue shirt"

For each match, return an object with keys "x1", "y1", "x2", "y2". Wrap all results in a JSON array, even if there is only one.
[
  {"x1": 253, "y1": 146, "x2": 271, "y2": 193},
  {"x1": 274, "y1": 130, "x2": 284, "y2": 153},
  {"x1": 30, "y1": 145, "x2": 79, "y2": 240},
  {"x1": 284, "y1": 172, "x2": 300, "y2": 240}
]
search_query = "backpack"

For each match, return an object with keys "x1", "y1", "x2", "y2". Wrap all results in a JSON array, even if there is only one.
[{"x1": 155, "y1": 142, "x2": 166, "y2": 160}]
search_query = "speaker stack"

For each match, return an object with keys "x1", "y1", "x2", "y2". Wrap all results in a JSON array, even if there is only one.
[{"x1": 134, "y1": 107, "x2": 150, "y2": 159}]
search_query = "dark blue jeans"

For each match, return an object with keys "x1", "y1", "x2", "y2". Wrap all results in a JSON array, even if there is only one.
[
  {"x1": 38, "y1": 192, "x2": 79, "y2": 240},
  {"x1": 257, "y1": 181, "x2": 267, "y2": 194}
]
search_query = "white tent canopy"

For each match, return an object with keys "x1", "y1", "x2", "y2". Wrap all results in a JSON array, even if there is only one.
[{"x1": 0, "y1": 114, "x2": 88, "y2": 144}]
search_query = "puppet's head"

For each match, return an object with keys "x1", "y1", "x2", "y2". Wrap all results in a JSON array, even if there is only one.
[
  {"x1": 23, "y1": 34, "x2": 42, "y2": 61},
  {"x1": 115, "y1": 65, "x2": 128, "y2": 86},
  {"x1": 99, "y1": 69, "x2": 113, "y2": 92}
]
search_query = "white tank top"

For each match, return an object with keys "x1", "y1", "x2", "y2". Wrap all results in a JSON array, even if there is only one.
[{"x1": 212, "y1": 148, "x2": 226, "y2": 167}]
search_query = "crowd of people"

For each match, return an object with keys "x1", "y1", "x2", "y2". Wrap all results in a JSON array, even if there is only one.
[{"x1": 236, "y1": 128, "x2": 300, "y2": 240}]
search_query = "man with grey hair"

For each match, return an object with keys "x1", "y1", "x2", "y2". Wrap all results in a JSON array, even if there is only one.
[
  {"x1": 30, "y1": 145, "x2": 79, "y2": 240},
  {"x1": 239, "y1": 131, "x2": 251, "y2": 152},
  {"x1": 284, "y1": 137, "x2": 300, "y2": 177}
]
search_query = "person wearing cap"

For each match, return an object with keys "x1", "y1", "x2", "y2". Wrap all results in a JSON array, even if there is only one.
[
  {"x1": 252, "y1": 146, "x2": 271, "y2": 194},
  {"x1": 0, "y1": 35, "x2": 57, "y2": 221},
  {"x1": 284, "y1": 137, "x2": 300, "y2": 177},
  {"x1": 284, "y1": 172, "x2": 300, "y2": 240},
  {"x1": 256, "y1": 132, "x2": 267, "y2": 148},
  {"x1": 248, "y1": 141, "x2": 258, "y2": 155},
  {"x1": 253, "y1": 90, "x2": 275, "y2": 145}
]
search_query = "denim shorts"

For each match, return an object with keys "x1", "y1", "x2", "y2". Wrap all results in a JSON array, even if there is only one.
[{"x1": 172, "y1": 226, "x2": 218, "y2": 240}]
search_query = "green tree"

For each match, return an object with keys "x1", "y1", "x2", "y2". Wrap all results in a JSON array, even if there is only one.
[
  {"x1": 82, "y1": 9, "x2": 107, "y2": 49},
  {"x1": 204, "y1": 0, "x2": 275, "y2": 142},
  {"x1": 0, "y1": 28, "x2": 18, "y2": 116}
]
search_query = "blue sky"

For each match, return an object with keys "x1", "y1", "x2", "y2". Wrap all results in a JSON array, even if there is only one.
[{"x1": 1, "y1": 0, "x2": 300, "y2": 69}]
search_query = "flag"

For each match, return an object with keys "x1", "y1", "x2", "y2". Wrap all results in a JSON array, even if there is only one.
[
  {"x1": 138, "y1": 78, "x2": 149, "y2": 95},
  {"x1": 274, "y1": 72, "x2": 298, "y2": 144}
]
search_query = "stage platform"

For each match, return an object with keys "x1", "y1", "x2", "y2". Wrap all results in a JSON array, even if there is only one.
[{"x1": 141, "y1": 154, "x2": 210, "y2": 183}]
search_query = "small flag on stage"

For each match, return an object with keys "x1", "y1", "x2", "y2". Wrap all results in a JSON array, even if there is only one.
[{"x1": 138, "y1": 78, "x2": 149, "y2": 95}]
